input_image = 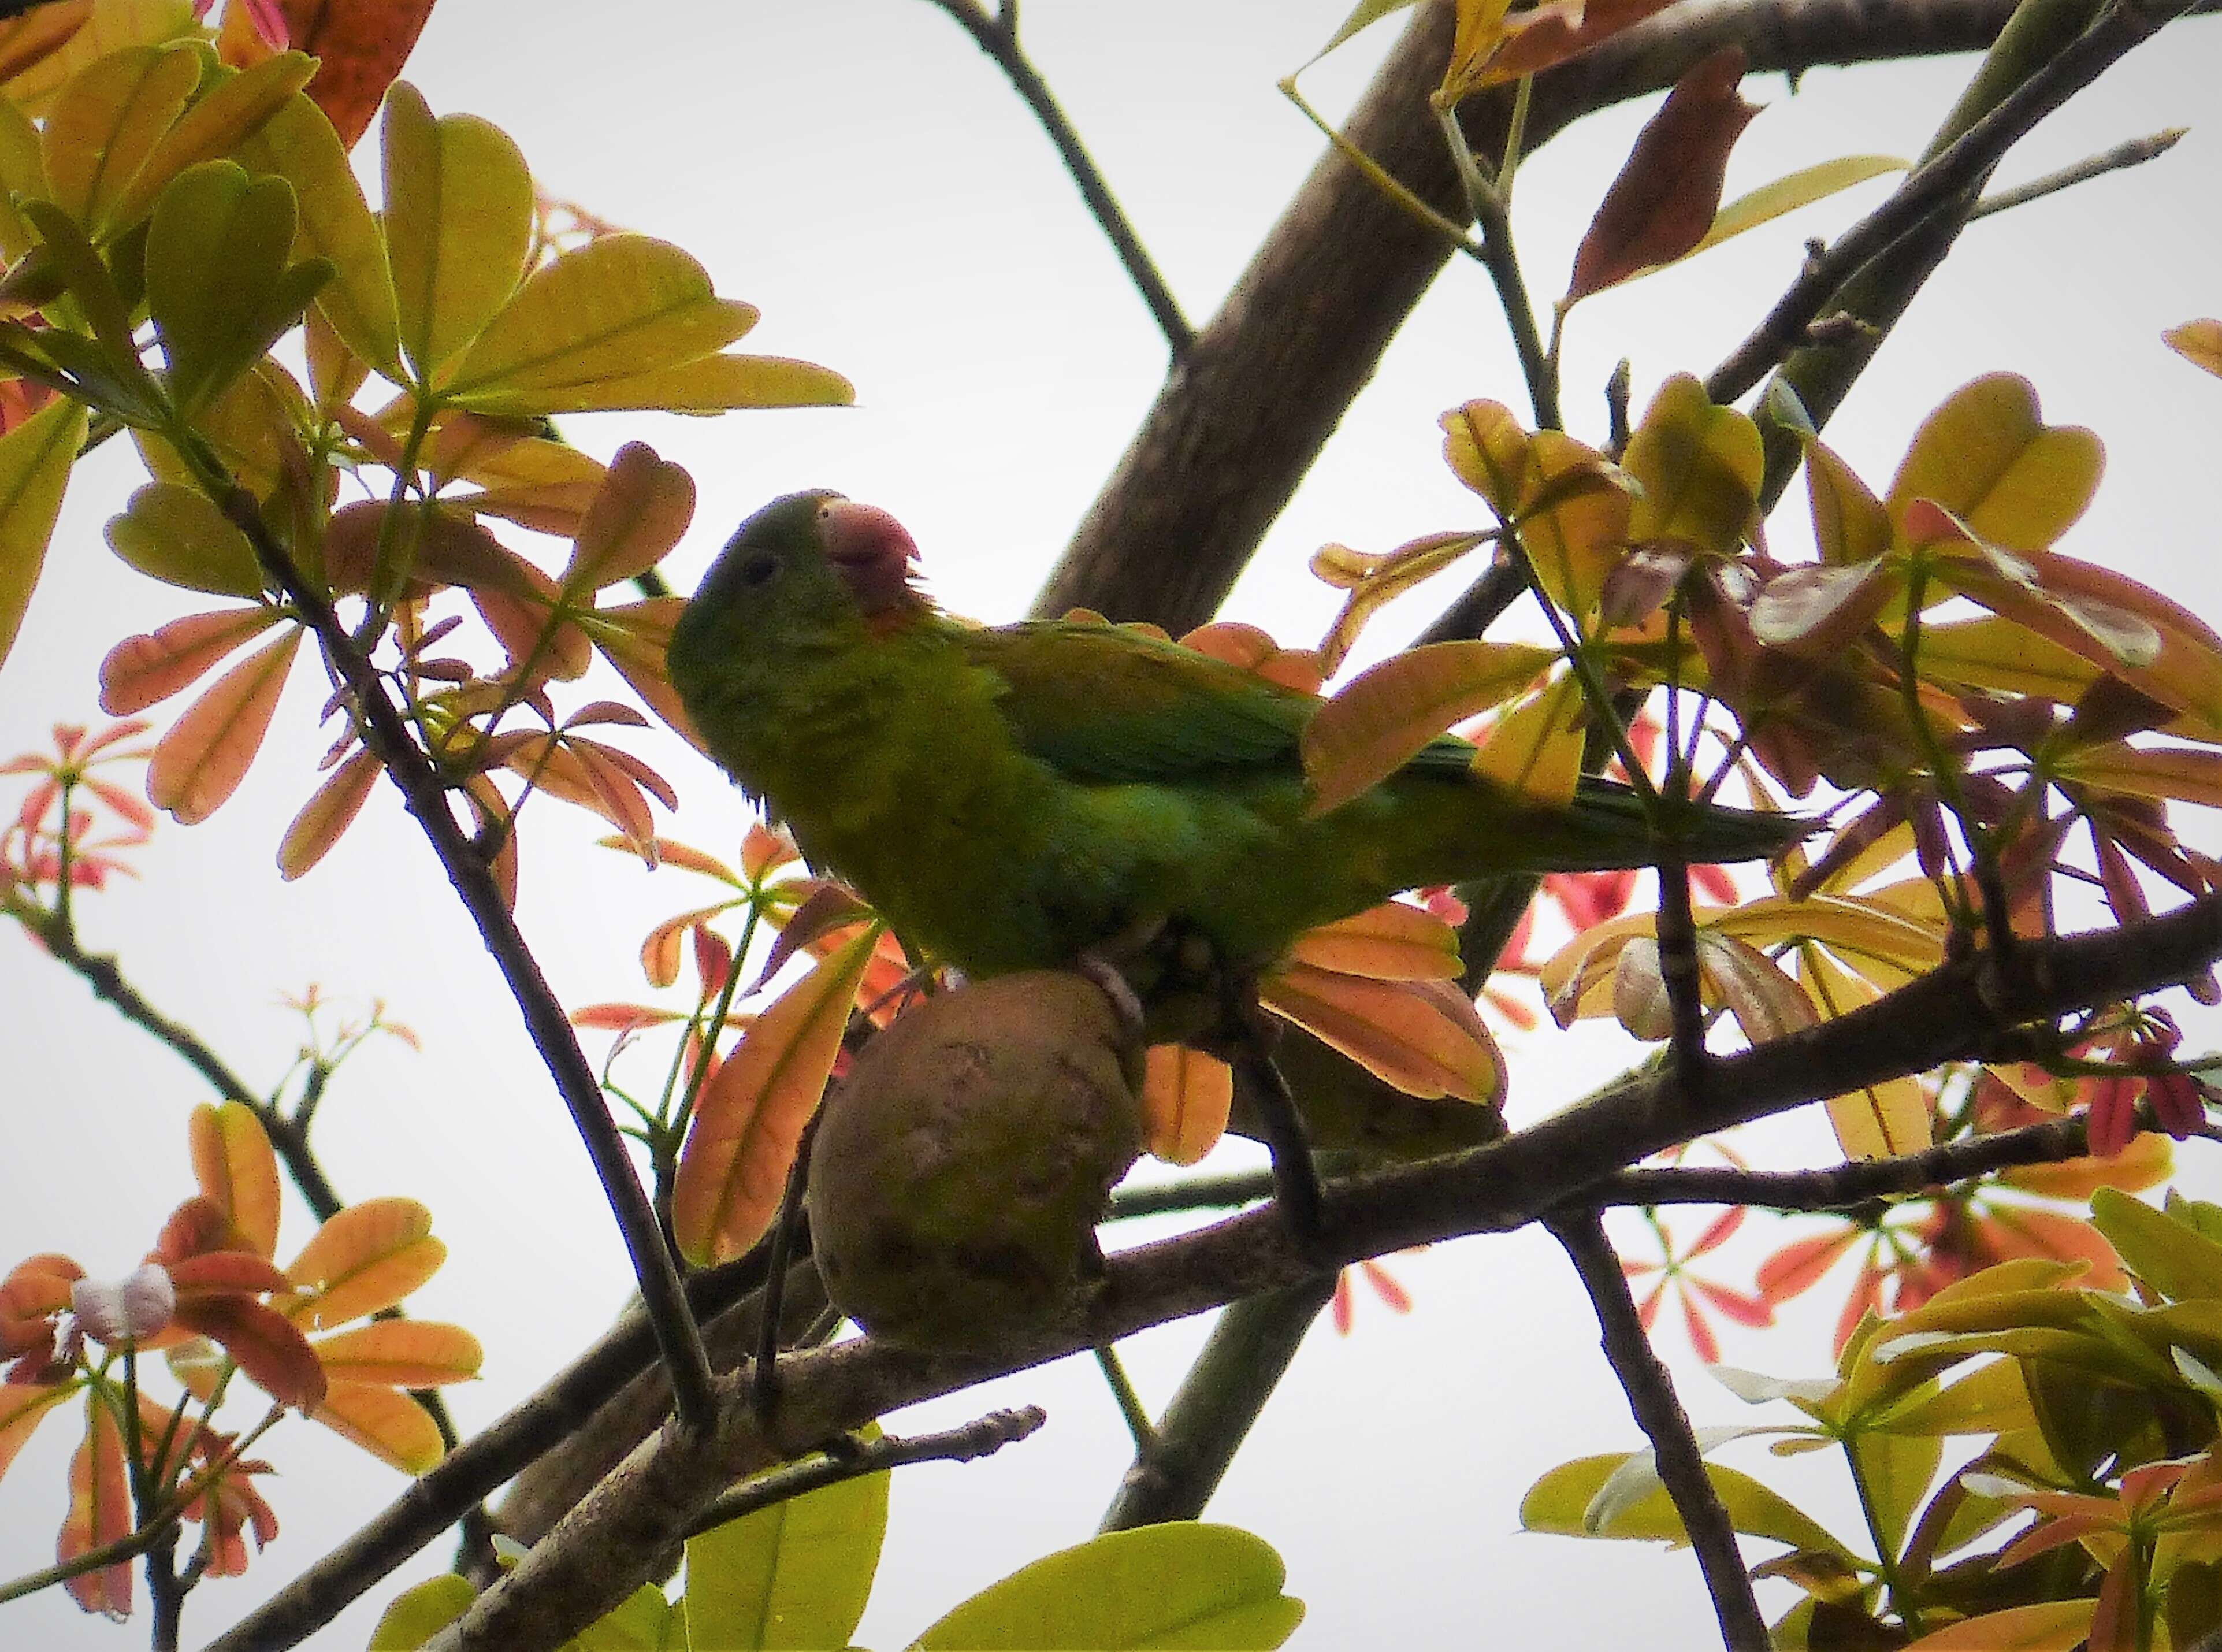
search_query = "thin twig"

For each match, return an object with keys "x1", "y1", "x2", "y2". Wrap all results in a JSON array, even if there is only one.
[
  {"x1": 1968, "y1": 124, "x2": 2186, "y2": 217},
  {"x1": 1546, "y1": 1208, "x2": 1770, "y2": 1652},
  {"x1": 1093, "y1": 1345, "x2": 1158, "y2": 1454},
  {"x1": 1707, "y1": 0, "x2": 2199, "y2": 404},
  {"x1": 925, "y1": 0, "x2": 1192, "y2": 356},
  {"x1": 682, "y1": 1406, "x2": 1047, "y2": 1538},
  {"x1": 1108, "y1": 1168, "x2": 1276, "y2": 1220},
  {"x1": 191, "y1": 468, "x2": 716, "y2": 1434}
]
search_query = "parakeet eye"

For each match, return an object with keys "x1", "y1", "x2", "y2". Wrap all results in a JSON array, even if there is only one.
[{"x1": 736, "y1": 554, "x2": 778, "y2": 587}]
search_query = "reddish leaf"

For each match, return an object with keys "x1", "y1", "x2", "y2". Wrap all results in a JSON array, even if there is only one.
[
  {"x1": 563, "y1": 441, "x2": 696, "y2": 592},
  {"x1": 1756, "y1": 1228, "x2": 1859, "y2": 1302},
  {"x1": 60, "y1": 1398, "x2": 131, "y2": 1618},
  {"x1": 0, "y1": 1381, "x2": 72, "y2": 1485},
  {"x1": 309, "y1": 1379, "x2": 445, "y2": 1473},
  {"x1": 225, "y1": 0, "x2": 438, "y2": 150},
  {"x1": 671, "y1": 925, "x2": 880, "y2": 1267},
  {"x1": 147, "y1": 628, "x2": 303, "y2": 825},
  {"x1": 98, "y1": 607, "x2": 283, "y2": 716},
  {"x1": 1478, "y1": 0, "x2": 1680, "y2": 86},
  {"x1": 1565, "y1": 49, "x2": 1757, "y2": 304},
  {"x1": 278, "y1": 746, "x2": 382, "y2": 879},
  {"x1": 1258, "y1": 966, "x2": 1503, "y2": 1102}
]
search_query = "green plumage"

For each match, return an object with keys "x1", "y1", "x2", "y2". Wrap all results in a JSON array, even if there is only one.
[{"x1": 668, "y1": 492, "x2": 1792, "y2": 980}]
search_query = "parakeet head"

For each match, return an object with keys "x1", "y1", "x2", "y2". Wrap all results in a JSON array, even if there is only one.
[{"x1": 668, "y1": 490, "x2": 924, "y2": 719}]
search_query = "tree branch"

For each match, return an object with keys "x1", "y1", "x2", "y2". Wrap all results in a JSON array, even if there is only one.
[
  {"x1": 1031, "y1": 0, "x2": 2081, "y2": 632},
  {"x1": 243, "y1": 895, "x2": 2222, "y2": 1652},
  {"x1": 1545, "y1": 1207, "x2": 1770, "y2": 1651}
]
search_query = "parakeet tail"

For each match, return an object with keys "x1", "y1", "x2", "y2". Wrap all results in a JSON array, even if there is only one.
[{"x1": 1517, "y1": 775, "x2": 1803, "y2": 873}]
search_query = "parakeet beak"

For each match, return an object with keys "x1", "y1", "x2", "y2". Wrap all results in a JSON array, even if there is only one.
[{"x1": 818, "y1": 499, "x2": 923, "y2": 618}]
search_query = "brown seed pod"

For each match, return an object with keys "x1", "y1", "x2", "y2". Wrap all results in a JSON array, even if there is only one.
[{"x1": 807, "y1": 971, "x2": 1143, "y2": 1353}]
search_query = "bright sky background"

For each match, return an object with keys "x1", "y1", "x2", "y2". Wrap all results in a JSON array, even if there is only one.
[{"x1": 4, "y1": 2, "x2": 2222, "y2": 1647}]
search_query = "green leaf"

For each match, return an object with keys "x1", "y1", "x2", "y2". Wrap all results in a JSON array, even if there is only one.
[
  {"x1": 1847, "y1": 1427, "x2": 1940, "y2": 1562},
  {"x1": 40, "y1": 39, "x2": 200, "y2": 232},
  {"x1": 0, "y1": 398, "x2": 89, "y2": 670},
  {"x1": 20, "y1": 198, "x2": 147, "y2": 395},
  {"x1": 380, "y1": 81, "x2": 533, "y2": 382},
  {"x1": 2091, "y1": 1186, "x2": 2222, "y2": 1301},
  {"x1": 455, "y1": 351, "x2": 856, "y2": 419},
  {"x1": 236, "y1": 91, "x2": 403, "y2": 381},
  {"x1": 0, "y1": 91, "x2": 44, "y2": 261},
  {"x1": 1520, "y1": 1453, "x2": 1852, "y2": 1561},
  {"x1": 107, "y1": 49, "x2": 317, "y2": 233},
  {"x1": 1304, "y1": 0, "x2": 1420, "y2": 65},
  {"x1": 1622, "y1": 373, "x2": 1762, "y2": 555},
  {"x1": 568, "y1": 1582, "x2": 672, "y2": 1652},
  {"x1": 146, "y1": 160, "x2": 327, "y2": 416},
  {"x1": 1874, "y1": 1357, "x2": 2035, "y2": 1438},
  {"x1": 909, "y1": 1523, "x2": 1303, "y2": 1651},
  {"x1": 106, "y1": 480, "x2": 261, "y2": 596},
  {"x1": 682, "y1": 1460, "x2": 889, "y2": 1651},
  {"x1": 367, "y1": 1572, "x2": 475, "y2": 1650},
  {"x1": 447, "y1": 233, "x2": 757, "y2": 401}
]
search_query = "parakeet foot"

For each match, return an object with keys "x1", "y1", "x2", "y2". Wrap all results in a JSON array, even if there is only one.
[{"x1": 1074, "y1": 951, "x2": 1149, "y2": 1042}]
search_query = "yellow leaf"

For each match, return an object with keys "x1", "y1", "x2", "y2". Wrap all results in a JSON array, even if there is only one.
[
  {"x1": 671, "y1": 924, "x2": 880, "y2": 1267},
  {"x1": 106, "y1": 479, "x2": 263, "y2": 596},
  {"x1": 1314, "y1": 529, "x2": 1491, "y2": 674},
  {"x1": 237, "y1": 89, "x2": 403, "y2": 379},
  {"x1": 1515, "y1": 432, "x2": 1631, "y2": 617},
  {"x1": 459, "y1": 350, "x2": 855, "y2": 418},
  {"x1": 1139, "y1": 1045, "x2": 1233, "y2": 1166},
  {"x1": 1441, "y1": 0, "x2": 1517, "y2": 102},
  {"x1": 146, "y1": 624, "x2": 301, "y2": 825},
  {"x1": 1913, "y1": 614, "x2": 2101, "y2": 701},
  {"x1": 1259, "y1": 965, "x2": 1502, "y2": 1102},
  {"x1": 1798, "y1": 943, "x2": 1931, "y2": 1159},
  {"x1": 448, "y1": 232, "x2": 757, "y2": 402},
  {"x1": 310, "y1": 1320, "x2": 482, "y2": 1387},
  {"x1": 0, "y1": 398, "x2": 88, "y2": 670},
  {"x1": 107, "y1": 49, "x2": 317, "y2": 232},
  {"x1": 2, "y1": 0, "x2": 195, "y2": 117},
  {"x1": 310, "y1": 1380, "x2": 444, "y2": 1474},
  {"x1": 1441, "y1": 399, "x2": 1530, "y2": 514},
  {"x1": 1622, "y1": 374, "x2": 1762, "y2": 555},
  {"x1": 1286, "y1": 901, "x2": 1463, "y2": 981},
  {"x1": 1469, "y1": 671, "x2": 1585, "y2": 805},
  {"x1": 2053, "y1": 741, "x2": 2222, "y2": 810},
  {"x1": 281, "y1": 1197, "x2": 444, "y2": 1328},
  {"x1": 1803, "y1": 439, "x2": 1889, "y2": 567},
  {"x1": 381, "y1": 81, "x2": 532, "y2": 380},
  {"x1": 1302, "y1": 640, "x2": 1552, "y2": 816},
  {"x1": 2164, "y1": 318, "x2": 2222, "y2": 380},
  {"x1": 1884, "y1": 374, "x2": 2103, "y2": 553},
  {"x1": 188, "y1": 1101, "x2": 280, "y2": 1260},
  {"x1": 40, "y1": 38, "x2": 197, "y2": 229},
  {"x1": 1687, "y1": 155, "x2": 1906, "y2": 261}
]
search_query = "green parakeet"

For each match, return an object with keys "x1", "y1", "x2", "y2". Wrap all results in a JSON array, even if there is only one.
[{"x1": 667, "y1": 491, "x2": 1794, "y2": 986}]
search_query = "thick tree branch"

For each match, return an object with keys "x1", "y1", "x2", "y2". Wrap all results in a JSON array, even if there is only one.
[
  {"x1": 1032, "y1": 0, "x2": 2073, "y2": 632},
  {"x1": 232, "y1": 895, "x2": 2218, "y2": 1652},
  {"x1": 1547, "y1": 1208, "x2": 1770, "y2": 1652}
]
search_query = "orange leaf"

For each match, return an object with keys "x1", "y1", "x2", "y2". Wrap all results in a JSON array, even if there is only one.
[
  {"x1": 98, "y1": 606, "x2": 282, "y2": 715},
  {"x1": 563, "y1": 441, "x2": 695, "y2": 592},
  {"x1": 1313, "y1": 530, "x2": 1492, "y2": 673},
  {"x1": 1176, "y1": 621, "x2": 1325, "y2": 693},
  {"x1": 188, "y1": 1103, "x2": 281, "y2": 1261},
  {"x1": 1565, "y1": 48, "x2": 1757, "y2": 304},
  {"x1": 1286, "y1": 901, "x2": 1463, "y2": 981},
  {"x1": 147, "y1": 628, "x2": 303, "y2": 825},
  {"x1": 310, "y1": 1379, "x2": 444, "y2": 1473},
  {"x1": 1259, "y1": 966, "x2": 1502, "y2": 1102},
  {"x1": 1302, "y1": 640, "x2": 1552, "y2": 816},
  {"x1": 586, "y1": 596, "x2": 702, "y2": 747},
  {"x1": 278, "y1": 746, "x2": 381, "y2": 879},
  {"x1": 174, "y1": 1294, "x2": 328, "y2": 1410},
  {"x1": 310, "y1": 1320, "x2": 481, "y2": 1387},
  {"x1": 280, "y1": 1198, "x2": 444, "y2": 1328},
  {"x1": 61, "y1": 1398, "x2": 131, "y2": 1618},
  {"x1": 1139, "y1": 1045, "x2": 1234, "y2": 1167},
  {"x1": 0, "y1": 3, "x2": 88, "y2": 85},
  {"x1": 671, "y1": 925, "x2": 880, "y2": 1267}
]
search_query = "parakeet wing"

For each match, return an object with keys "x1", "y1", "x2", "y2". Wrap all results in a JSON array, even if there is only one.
[{"x1": 961, "y1": 620, "x2": 1478, "y2": 786}]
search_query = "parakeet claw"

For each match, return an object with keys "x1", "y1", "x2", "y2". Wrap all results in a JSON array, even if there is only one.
[{"x1": 1073, "y1": 951, "x2": 1149, "y2": 1041}]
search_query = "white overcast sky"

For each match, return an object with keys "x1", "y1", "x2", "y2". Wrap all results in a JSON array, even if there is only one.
[{"x1": 4, "y1": 3, "x2": 2222, "y2": 1648}]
